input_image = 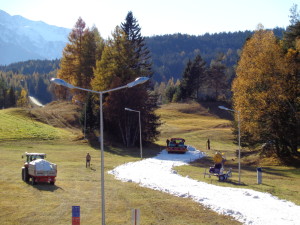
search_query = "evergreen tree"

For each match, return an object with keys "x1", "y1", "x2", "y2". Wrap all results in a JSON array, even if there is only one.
[
  {"x1": 7, "y1": 86, "x2": 16, "y2": 107},
  {"x1": 92, "y1": 12, "x2": 160, "y2": 147},
  {"x1": 289, "y1": 4, "x2": 300, "y2": 25},
  {"x1": 283, "y1": 16, "x2": 300, "y2": 155},
  {"x1": 191, "y1": 54, "x2": 207, "y2": 99},
  {"x1": 0, "y1": 77, "x2": 6, "y2": 108},
  {"x1": 121, "y1": 11, "x2": 153, "y2": 78},
  {"x1": 179, "y1": 60, "x2": 193, "y2": 99},
  {"x1": 165, "y1": 85, "x2": 177, "y2": 103},
  {"x1": 179, "y1": 54, "x2": 207, "y2": 100},
  {"x1": 207, "y1": 54, "x2": 227, "y2": 100}
]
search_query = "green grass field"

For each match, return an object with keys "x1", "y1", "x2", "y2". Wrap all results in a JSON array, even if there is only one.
[
  {"x1": 157, "y1": 103, "x2": 300, "y2": 206},
  {"x1": 0, "y1": 108, "x2": 73, "y2": 141},
  {"x1": 0, "y1": 103, "x2": 299, "y2": 224}
]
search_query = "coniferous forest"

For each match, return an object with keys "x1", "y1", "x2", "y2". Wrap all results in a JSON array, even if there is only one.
[{"x1": 0, "y1": 28, "x2": 285, "y2": 105}]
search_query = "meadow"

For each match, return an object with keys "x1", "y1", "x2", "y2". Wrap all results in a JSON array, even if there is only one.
[{"x1": 0, "y1": 102, "x2": 299, "y2": 224}]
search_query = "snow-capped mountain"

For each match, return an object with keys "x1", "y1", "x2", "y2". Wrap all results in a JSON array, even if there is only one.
[{"x1": 0, "y1": 9, "x2": 70, "y2": 65}]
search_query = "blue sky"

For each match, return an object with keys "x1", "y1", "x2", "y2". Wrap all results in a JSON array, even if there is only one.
[{"x1": 1, "y1": 0, "x2": 297, "y2": 38}]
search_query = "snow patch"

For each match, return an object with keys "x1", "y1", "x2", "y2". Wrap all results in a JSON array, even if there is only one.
[{"x1": 108, "y1": 147, "x2": 300, "y2": 225}]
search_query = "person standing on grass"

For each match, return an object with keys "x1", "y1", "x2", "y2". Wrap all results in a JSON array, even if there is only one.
[
  {"x1": 86, "y1": 153, "x2": 91, "y2": 168},
  {"x1": 166, "y1": 139, "x2": 170, "y2": 147},
  {"x1": 206, "y1": 139, "x2": 211, "y2": 150}
]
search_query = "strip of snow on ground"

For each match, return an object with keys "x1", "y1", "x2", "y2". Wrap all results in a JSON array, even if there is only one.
[
  {"x1": 29, "y1": 96, "x2": 44, "y2": 107},
  {"x1": 108, "y1": 146, "x2": 300, "y2": 225}
]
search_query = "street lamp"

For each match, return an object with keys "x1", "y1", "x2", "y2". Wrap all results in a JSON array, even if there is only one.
[
  {"x1": 51, "y1": 77, "x2": 149, "y2": 225},
  {"x1": 218, "y1": 105, "x2": 241, "y2": 184},
  {"x1": 125, "y1": 107, "x2": 142, "y2": 159}
]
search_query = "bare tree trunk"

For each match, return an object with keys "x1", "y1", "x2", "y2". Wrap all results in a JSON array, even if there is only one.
[
  {"x1": 118, "y1": 121, "x2": 126, "y2": 146},
  {"x1": 131, "y1": 125, "x2": 139, "y2": 146}
]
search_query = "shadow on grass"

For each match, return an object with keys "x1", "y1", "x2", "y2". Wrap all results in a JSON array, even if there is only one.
[
  {"x1": 26, "y1": 182, "x2": 63, "y2": 192},
  {"x1": 86, "y1": 134, "x2": 163, "y2": 159},
  {"x1": 104, "y1": 143, "x2": 163, "y2": 159},
  {"x1": 199, "y1": 101, "x2": 234, "y2": 120}
]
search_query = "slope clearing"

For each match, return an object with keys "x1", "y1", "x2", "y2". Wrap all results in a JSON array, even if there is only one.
[
  {"x1": 0, "y1": 108, "x2": 74, "y2": 141},
  {"x1": 0, "y1": 102, "x2": 299, "y2": 225},
  {"x1": 156, "y1": 102, "x2": 300, "y2": 206},
  {"x1": 0, "y1": 103, "x2": 240, "y2": 225}
]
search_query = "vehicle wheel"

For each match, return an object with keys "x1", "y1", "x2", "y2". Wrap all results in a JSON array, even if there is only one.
[
  {"x1": 50, "y1": 181, "x2": 55, "y2": 185},
  {"x1": 22, "y1": 168, "x2": 25, "y2": 181},
  {"x1": 219, "y1": 175, "x2": 225, "y2": 181},
  {"x1": 24, "y1": 168, "x2": 29, "y2": 182}
]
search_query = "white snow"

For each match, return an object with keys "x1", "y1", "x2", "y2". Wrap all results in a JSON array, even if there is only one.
[
  {"x1": 108, "y1": 146, "x2": 300, "y2": 225},
  {"x1": 29, "y1": 96, "x2": 44, "y2": 107},
  {"x1": 29, "y1": 159, "x2": 55, "y2": 171}
]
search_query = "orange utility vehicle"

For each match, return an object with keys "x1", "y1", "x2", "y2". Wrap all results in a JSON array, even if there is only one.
[{"x1": 166, "y1": 138, "x2": 188, "y2": 154}]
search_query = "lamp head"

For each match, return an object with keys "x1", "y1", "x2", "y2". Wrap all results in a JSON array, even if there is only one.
[
  {"x1": 218, "y1": 106, "x2": 230, "y2": 111},
  {"x1": 127, "y1": 77, "x2": 149, "y2": 88},
  {"x1": 50, "y1": 78, "x2": 75, "y2": 89}
]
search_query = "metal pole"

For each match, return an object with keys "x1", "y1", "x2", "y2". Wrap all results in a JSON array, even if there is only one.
[
  {"x1": 238, "y1": 111, "x2": 241, "y2": 184},
  {"x1": 100, "y1": 93, "x2": 105, "y2": 225},
  {"x1": 50, "y1": 77, "x2": 149, "y2": 225},
  {"x1": 138, "y1": 111, "x2": 142, "y2": 159},
  {"x1": 84, "y1": 102, "x2": 86, "y2": 139}
]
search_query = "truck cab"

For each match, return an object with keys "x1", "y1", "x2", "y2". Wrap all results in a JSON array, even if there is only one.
[
  {"x1": 22, "y1": 152, "x2": 46, "y2": 163},
  {"x1": 166, "y1": 138, "x2": 187, "y2": 154}
]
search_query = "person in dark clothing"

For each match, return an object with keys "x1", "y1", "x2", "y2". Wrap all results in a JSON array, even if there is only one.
[
  {"x1": 166, "y1": 139, "x2": 170, "y2": 147},
  {"x1": 206, "y1": 139, "x2": 211, "y2": 150},
  {"x1": 86, "y1": 153, "x2": 91, "y2": 168}
]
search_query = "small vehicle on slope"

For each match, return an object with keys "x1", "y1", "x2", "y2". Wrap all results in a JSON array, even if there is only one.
[
  {"x1": 166, "y1": 138, "x2": 188, "y2": 154},
  {"x1": 206, "y1": 152, "x2": 232, "y2": 181},
  {"x1": 21, "y1": 152, "x2": 57, "y2": 185}
]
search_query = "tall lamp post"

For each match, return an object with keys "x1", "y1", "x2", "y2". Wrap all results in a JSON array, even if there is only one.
[
  {"x1": 218, "y1": 106, "x2": 241, "y2": 184},
  {"x1": 125, "y1": 107, "x2": 142, "y2": 159},
  {"x1": 51, "y1": 77, "x2": 149, "y2": 225}
]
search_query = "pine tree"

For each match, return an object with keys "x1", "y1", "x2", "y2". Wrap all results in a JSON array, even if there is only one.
[
  {"x1": 289, "y1": 4, "x2": 300, "y2": 26},
  {"x1": 179, "y1": 54, "x2": 207, "y2": 100},
  {"x1": 191, "y1": 54, "x2": 207, "y2": 99},
  {"x1": 121, "y1": 11, "x2": 153, "y2": 78},
  {"x1": 7, "y1": 86, "x2": 16, "y2": 107},
  {"x1": 0, "y1": 77, "x2": 6, "y2": 108},
  {"x1": 92, "y1": 12, "x2": 160, "y2": 147},
  {"x1": 283, "y1": 17, "x2": 300, "y2": 156},
  {"x1": 179, "y1": 60, "x2": 193, "y2": 99},
  {"x1": 207, "y1": 54, "x2": 227, "y2": 100}
]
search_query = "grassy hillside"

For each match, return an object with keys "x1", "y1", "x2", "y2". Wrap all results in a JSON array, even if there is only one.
[
  {"x1": 156, "y1": 102, "x2": 235, "y2": 152},
  {"x1": 0, "y1": 103, "x2": 240, "y2": 225},
  {"x1": 0, "y1": 108, "x2": 75, "y2": 141},
  {"x1": 156, "y1": 102, "x2": 300, "y2": 205},
  {"x1": 0, "y1": 101, "x2": 299, "y2": 225}
]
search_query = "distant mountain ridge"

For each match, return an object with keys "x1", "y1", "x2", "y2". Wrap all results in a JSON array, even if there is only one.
[
  {"x1": 0, "y1": 9, "x2": 70, "y2": 65},
  {"x1": 0, "y1": 9, "x2": 285, "y2": 83}
]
